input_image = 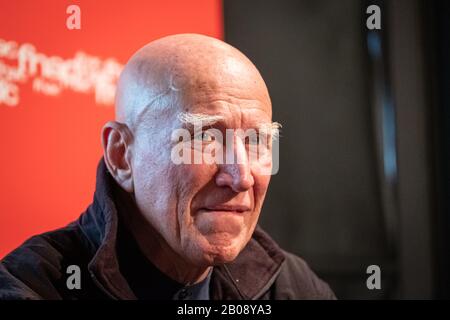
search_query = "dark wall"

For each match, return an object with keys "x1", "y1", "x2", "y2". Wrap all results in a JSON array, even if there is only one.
[
  {"x1": 224, "y1": 0, "x2": 438, "y2": 299},
  {"x1": 224, "y1": 0, "x2": 389, "y2": 299},
  {"x1": 431, "y1": 0, "x2": 450, "y2": 299}
]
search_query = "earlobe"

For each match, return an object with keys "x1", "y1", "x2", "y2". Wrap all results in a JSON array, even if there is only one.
[{"x1": 101, "y1": 121, "x2": 134, "y2": 193}]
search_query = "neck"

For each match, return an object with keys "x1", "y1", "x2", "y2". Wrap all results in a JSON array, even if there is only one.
[{"x1": 116, "y1": 189, "x2": 211, "y2": 285}]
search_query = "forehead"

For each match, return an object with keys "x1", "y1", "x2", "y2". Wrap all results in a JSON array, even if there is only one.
[
  {"x1": 132, "y1": 53, "x2": 272, "y2": 131},
  {"x1": 171, "y1": 75, "x2": 272, "y2": 128},
  {"x1": 170, "y1": 51, "x2": 271, "y2": 123},
  {"x1": 179, "y1": 96, "x2": 272, "y2": 128}
]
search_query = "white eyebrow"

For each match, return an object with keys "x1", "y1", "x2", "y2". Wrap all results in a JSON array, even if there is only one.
[
  {"x1": 256, "y1": 122, "x2": 281, "y2": 141},
  {"x1": 177, "y1": 112, "x2": 224, "y2": 126},
  {"x1": 177, "y1": 112, "x2": 282, "y2": 140}
]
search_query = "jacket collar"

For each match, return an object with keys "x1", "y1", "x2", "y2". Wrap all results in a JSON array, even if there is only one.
[{"x1": 78, "y1": 159, "x2": 285, "y2": 299}]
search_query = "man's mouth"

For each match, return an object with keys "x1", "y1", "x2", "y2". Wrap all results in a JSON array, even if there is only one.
[
  {"x1": 194, "y1": 204, "x2": 252, "y2": 236},
  {"x1": 200, "y1": 204, "x2": 251, "y2": 214}
]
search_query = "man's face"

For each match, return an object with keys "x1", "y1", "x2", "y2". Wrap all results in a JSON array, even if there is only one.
[{"x1": 130, "y1": 61, "x2": 273, "y2": 267}]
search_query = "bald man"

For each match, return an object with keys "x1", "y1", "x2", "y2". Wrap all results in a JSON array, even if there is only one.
[{"x1": 0, "y1": 34, "x2": 335, "y2": 300}]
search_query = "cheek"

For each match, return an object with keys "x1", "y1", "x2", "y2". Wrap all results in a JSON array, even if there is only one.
[
  {"x1": 240, "y1": 176, "x2": 270, "y2": 244},
  {"x1": 133, "y1": 164, "x2": 172, "y2": 223},
  {"x1": 176, "y1": 163, "x2": 217, "y2": 216},
  {"x1": 165, "y1": 163, "x2": 217, "y2": 229},
  {"x1": 253, "y1": 174, "x2": 271, "y2": 206},
  {"x1": 132, "y1": 144, "x2": 179, "y2": 235}
]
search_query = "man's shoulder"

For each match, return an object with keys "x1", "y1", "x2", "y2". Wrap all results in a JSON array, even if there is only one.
[
  {"x1": 273, "y1": 250, "x2": 336, "y2": 299},
  {"x1": 244, "y1": 227, "x2": 336, "y2": 299},
  {"x1": 0, "y1": 223, "x2": 90, "y2": 299}
]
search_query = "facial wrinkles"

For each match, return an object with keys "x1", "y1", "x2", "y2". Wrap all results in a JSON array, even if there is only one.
[{"x1": 114, "y1": 35, "x2": 275, "y2": 269}]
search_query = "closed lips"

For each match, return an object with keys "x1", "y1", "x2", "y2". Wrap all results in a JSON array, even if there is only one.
[{"x1": 202, "y1": 205, "x2": 251, "y2": 213}]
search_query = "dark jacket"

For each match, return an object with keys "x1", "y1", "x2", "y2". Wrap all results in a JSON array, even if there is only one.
[{"x1": 0, "y1": 160, "x2": 335, "y2": 300}]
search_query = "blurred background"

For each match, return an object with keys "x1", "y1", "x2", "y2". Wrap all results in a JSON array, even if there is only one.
[{"x1": 1, "y1": 0, "x2": 449, "y2": 299}]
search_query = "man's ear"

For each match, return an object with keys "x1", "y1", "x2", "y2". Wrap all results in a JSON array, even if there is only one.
[{"x1": 101, "y1": 121, "x2": 134, "y2": 193}]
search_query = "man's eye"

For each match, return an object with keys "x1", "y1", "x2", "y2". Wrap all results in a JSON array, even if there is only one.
[{"x1": 193, "y1": 131, "x2": 214, "y2": 142}]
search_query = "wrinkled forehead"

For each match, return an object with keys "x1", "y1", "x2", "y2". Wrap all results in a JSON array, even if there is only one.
[
  {"x1": 171, "y1": 59, "x2": 272, "y2": 124},
  {"x1": 174, "y1": 95, "x2": 272, "y2": 131},
  {"x1": 116, "y1": 43, "x2": 272, "y2": 131},
  {"x1": 136, "y1": 83, "x2": 272, "y2": 135}
]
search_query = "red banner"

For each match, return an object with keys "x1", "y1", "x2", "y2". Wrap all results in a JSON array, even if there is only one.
[{"x1": 0, "y1": 0, "x2": 223, "y2": 258}]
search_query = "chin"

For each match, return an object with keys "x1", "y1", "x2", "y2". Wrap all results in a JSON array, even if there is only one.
[
  {"x1": 210, "y1": 252, "x2": 240, "y2": 265},
  {"x1": 182, "y1": 229, "x2": 249, "y2": 266},
  {"x1": 202, "y1": 234, "x2": 245, "y2": 265}
]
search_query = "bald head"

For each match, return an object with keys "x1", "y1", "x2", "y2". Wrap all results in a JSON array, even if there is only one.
[{"x1": 115, "y1": 33, "x2": 271, "y2": 130}]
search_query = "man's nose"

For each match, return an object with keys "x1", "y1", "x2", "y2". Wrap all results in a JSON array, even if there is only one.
[{"x1": 215, "y1": 136, "x2": 254, "y2": 192}]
